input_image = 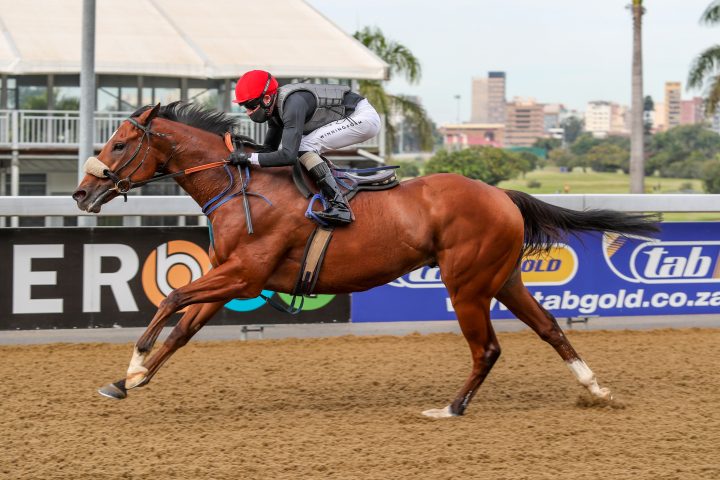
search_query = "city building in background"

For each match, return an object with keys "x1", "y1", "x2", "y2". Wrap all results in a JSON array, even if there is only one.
[
  {"x1": 504, "y1": 97, "x2": 545, "y2": 147},
  {"x1": 680, "y1": 97, "x2": 705, "y2": 125},
  {"x1": 470, "y1": 71, "x2": 506, "y2": 124},
  {"x1": 664, "y1": 81, "x2": 682, "y2": 130},
  {"x1": 543, "y1": 103, "x2": 565, "y2": 133},
  {"x1": 652, "y1": 101, "x2": 667, "y2": 132},
  {"x1": 584, "y1": 100, "x2": 629, "y2": 138},
  {"x1": 439, "y1": 124, "x2": 505, "y2": 149}
]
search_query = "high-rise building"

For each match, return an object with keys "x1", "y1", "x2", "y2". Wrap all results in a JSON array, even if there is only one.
[
  {"x1": 680, "y1": 97, "x2": 705, "y2": 125},
  {"x1": 585, "y1": 101, "x2": 612, "y2": 137},
  {"x1": 471, "y1": 71, "x2": 506, "y2": 124},
  {"x1": 585, "y1": 101, "x2": 629, "y2": 137},
  {"x1": 543, "y1": 103, "x2": 565, "y2": 133},
  {"x1": 664, "y1": 82, "x2": 681, "y2": 129},
  {"x1": 652, "y1": 101, "x2": 667, "y2": 132},
  {"x1": 505, "y1": 97, "x2": 544, "y2": 147}
]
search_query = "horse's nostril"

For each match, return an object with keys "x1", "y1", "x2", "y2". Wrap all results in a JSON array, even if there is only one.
[{"x1": 72, "y1": 190, "x2": 86, "y2": 202}]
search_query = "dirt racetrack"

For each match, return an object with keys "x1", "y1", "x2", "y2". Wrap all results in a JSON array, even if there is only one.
[{"x1": 1, "y1": 327, "x2": 719, "y2": 479}]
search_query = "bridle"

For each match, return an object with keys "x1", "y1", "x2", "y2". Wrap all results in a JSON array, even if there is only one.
[{"x1": 100, "y1": 117, "x2": 171, "y2": 200}]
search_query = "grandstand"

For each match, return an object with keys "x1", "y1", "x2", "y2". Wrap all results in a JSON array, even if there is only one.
[{"x1": 0, "y1": 0, "x2": 388, "y2": 227}]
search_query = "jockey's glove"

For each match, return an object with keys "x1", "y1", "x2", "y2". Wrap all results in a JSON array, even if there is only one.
[{"x1": 228, "y1": 150, "x2": 249, "y2": 168}]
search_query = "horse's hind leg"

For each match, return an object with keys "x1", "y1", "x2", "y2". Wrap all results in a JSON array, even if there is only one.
[
  {"x1": 422, "y1": 295, "x2": 500, "y2": 418},
  {"x1": 495, "y1": 267, "x2": 612, "y2": 401}
]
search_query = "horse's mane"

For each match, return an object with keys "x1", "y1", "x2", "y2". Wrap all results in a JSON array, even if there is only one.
[{"x1": 131, "y1": 101, "x2": 266, "y2": 150}]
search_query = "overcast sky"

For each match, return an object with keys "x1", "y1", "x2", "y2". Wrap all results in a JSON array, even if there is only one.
[{"x1": 306, "y1": 0, "x2": 719, "y2": 124}]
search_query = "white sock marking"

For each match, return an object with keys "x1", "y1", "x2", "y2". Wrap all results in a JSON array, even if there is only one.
[{"x1": 567, "y1": 359, "x2": 612, "y2": 399}]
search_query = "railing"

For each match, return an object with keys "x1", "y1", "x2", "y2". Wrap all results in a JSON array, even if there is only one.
[
  {"x1": 0, "y1": 109, "x2": 382, "y2": 152},
  {"x1": 0, "y1": 194, "x2": 718, "y2": 218}
]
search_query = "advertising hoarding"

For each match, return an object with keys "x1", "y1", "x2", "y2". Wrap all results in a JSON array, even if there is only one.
[
  {"x1": 352, "y1": 223, "x2": 720, "y2": 322},
  {"x1": 1, "y1": 227, "x2": 349, "y2": 330}
]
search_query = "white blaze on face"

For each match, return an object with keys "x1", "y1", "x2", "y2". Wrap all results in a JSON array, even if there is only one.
[{"x1": 566, "y1": 359, "x2": 612, "y2": 399}]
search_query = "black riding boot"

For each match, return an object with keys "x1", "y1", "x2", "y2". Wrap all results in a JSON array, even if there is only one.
[{"x1": 308, "y1": 162, "x2": 353, "y2": 226}]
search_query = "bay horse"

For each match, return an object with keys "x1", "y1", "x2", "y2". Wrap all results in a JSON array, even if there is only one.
[{"x1": 72, "y1": 102, "x2": 658, "y2": 417}]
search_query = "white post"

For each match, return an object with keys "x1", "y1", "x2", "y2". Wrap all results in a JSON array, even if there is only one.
[
  {"x1": 10, "y1": 110, "x2": 18, "y2": 227},
  {"x1": 78, "y1": 0, "x2": 97, "y2": 227},
  {"x1": 10, "y1": 152, "x2": 19, "y2": 227},
  {"x1": 0, "y1": 167, "x2": 5, "y2": 227}
]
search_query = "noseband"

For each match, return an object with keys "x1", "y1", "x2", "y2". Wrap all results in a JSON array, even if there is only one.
[{"x1": 99, "y1": 117, "x2": 170, "y2": 201}]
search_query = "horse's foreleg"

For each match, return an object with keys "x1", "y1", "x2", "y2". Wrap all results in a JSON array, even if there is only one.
[
  {"x1": 495, "y1": 269, "x2": 612, "y2": 401},
  {"x1": 121, "y1": 260, "x2": 259, "y2": 392},
  {"x1": 141, "y1": 301, "x2": 225, "y2": 384},
  {"x1": 98, "y1": 302, "x2": 224, "y2": 399},
  {"x1": 423, "y1": 296, "x2": 499, "y2": 418}
]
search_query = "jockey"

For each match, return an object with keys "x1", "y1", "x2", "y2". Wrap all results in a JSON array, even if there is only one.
[{"x1": 230, "y1": 70, "x2": 381, "y2": 226}]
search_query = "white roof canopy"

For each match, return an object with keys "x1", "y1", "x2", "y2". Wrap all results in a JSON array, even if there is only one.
[{"x1": 0, "y1": 0, "x2": 388, "y2": 80}]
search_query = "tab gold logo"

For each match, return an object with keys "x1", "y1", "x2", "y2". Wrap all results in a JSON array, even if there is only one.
[{"x1": 520, "y1": 244, "x2": 578, "y2": 286}]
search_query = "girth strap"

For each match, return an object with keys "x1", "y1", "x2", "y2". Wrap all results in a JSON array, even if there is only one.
[{"x1": 293, "y1": 226, "x2": 334, "y2": 297}]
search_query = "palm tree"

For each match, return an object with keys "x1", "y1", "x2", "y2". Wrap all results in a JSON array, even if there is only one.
[
  {"x1": 629, "y1": 0, "x2": 645, "y2": 194},
  {"x1": 353, "y1": 27, "x2": 434, "y2": 153},
  {"x1": 688, "y1": 1, "x2": 720, "y2": 115}
]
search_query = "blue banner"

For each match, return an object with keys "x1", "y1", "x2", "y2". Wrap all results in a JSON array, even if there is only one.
[{"x1": 352, "y1": 222, "x2": 720, "y2": 322}]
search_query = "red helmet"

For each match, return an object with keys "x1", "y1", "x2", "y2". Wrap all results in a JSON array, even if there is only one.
[{"x1": 233, "y1": 70, "x2": 279, "y2": 105}]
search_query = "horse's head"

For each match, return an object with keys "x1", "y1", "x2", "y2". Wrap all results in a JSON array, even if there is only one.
[{"x1": 72, "y1": 104, "x2": 172, "y2": 213}]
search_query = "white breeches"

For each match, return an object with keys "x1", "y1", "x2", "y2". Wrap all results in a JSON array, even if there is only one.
[{"x1": 299, "y1": 99, "x2": 381, "y2": 154}]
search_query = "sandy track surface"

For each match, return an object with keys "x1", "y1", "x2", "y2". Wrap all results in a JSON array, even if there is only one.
[{"x1": 1, "y1": 328, "x2": 719, "y2": 479}]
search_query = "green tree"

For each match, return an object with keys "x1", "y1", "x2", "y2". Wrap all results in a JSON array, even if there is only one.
[
  {"x1": 585, "y1": 143, "x2": 630, "y2": 173},
  {"x1": 561, "y1": 116, "x2": 584, "y2": 144},
  {"x1": 647, "y1": 124, "x2": 720, "y2": 177},
  {"x1": 395, "y1": 160, "x2": 421, "y2": 178},
  {"x1": 424, "y1": 147, "x2": 520, "y2": 185},
  {"x1": 688, "y1": 1, "x2": 720, "y2": 115},
  {"x1": 702, "y1": 159, "x2": 720, "y2": 192},
  {"x1": 629, "y1": 0, "x2": 646, "y2": 193},
  {"x1": 569, "y1": 133, "x2": 602, "y2": 156},
  {"x1": 548, "y1": 148, "x2": 576, "y2": 169},
  {"x1": 644, "y1": 95, "x2": 655, "y2": 135},
  {"x1": 532, "y1": 137, "x2": 561, "y2": 154},
  {"x1": 512, "y1": 151, "x2": 540, "y2": 175},
  {"x1": 353, "y1": 27, "x2": 433, "y2": 153}
]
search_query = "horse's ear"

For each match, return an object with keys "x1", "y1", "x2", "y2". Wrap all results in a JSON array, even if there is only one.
[{"x1": 138, "y1": 103, "x2": 162, "y2": 125}]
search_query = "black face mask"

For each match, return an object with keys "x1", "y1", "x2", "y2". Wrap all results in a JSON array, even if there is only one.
[{"x1": 248, "y1": 94, "x2": 275, "y2": 123}]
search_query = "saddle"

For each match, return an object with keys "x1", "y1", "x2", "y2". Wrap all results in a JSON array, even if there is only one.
[{"x1": 291, "y1": 160, "x2": 399, "y2": 202}]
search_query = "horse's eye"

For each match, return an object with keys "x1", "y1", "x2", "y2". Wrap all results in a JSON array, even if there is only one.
[{"x1": 113, "y1": 143, "x2": 125, "y2": 152}]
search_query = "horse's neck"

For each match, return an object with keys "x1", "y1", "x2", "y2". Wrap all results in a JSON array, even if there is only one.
[{"x1": 165, "y1": 127, "x2": 294, "y2": 209}]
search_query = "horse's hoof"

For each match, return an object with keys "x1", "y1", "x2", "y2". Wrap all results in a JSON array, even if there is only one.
[
  {"x1": 597, "y1": 387, "x2": 613, "y2": 401},
  {"x1": 421, "y1": 405, "x2": 457, "y2": 418},
  {"x1": 125, "y1": 371, "x2": 147, "y2": 389},
  {"x1": 98, "y1": 380, "x2": 127, "y2": 400}
]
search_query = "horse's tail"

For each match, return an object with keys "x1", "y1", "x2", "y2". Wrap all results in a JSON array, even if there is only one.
[{"x1": 503, "y1": 189, "x2": 661, "y2": 255}]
